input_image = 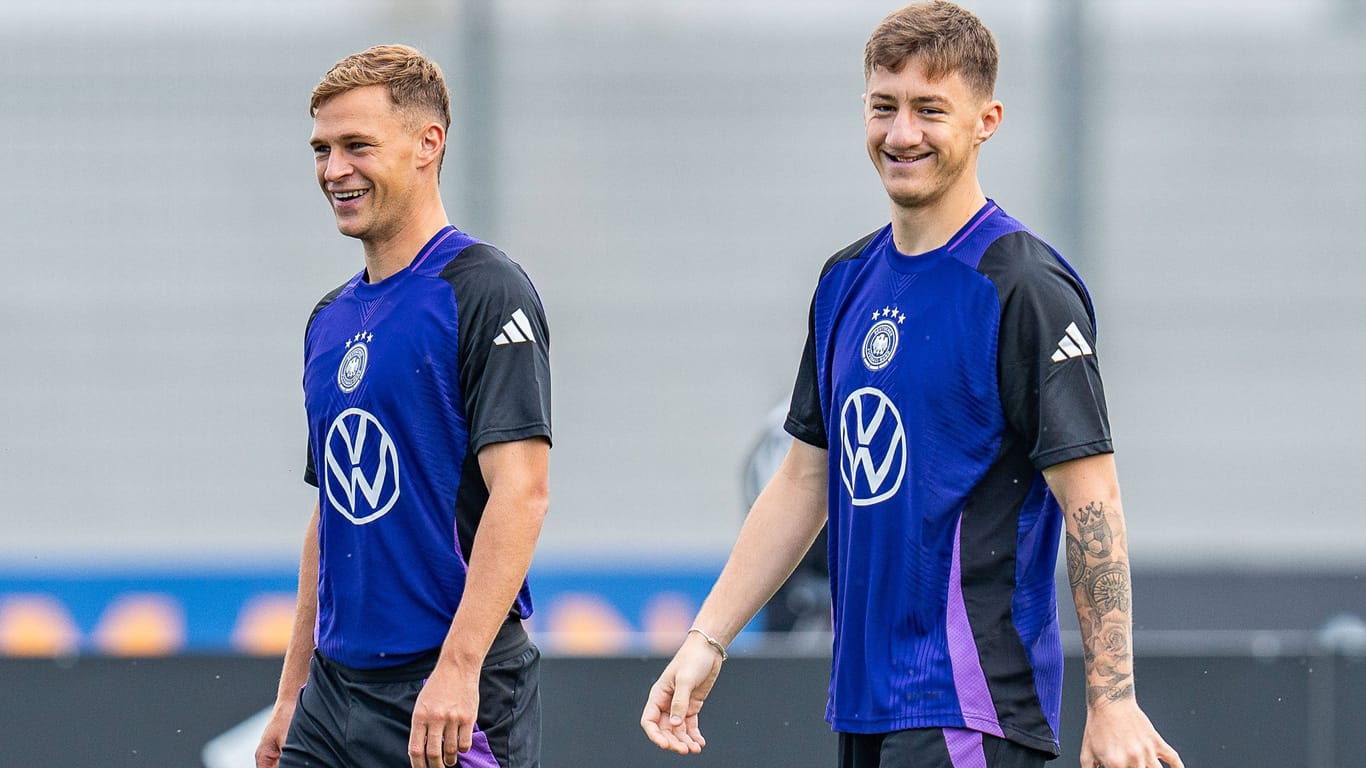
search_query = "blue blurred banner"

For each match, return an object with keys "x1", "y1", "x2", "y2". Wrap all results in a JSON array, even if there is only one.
[{"x1": 0, "y1": 563, "x2": 727, "y2": 657}]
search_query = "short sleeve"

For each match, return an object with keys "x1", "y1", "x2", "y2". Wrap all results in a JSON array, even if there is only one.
[
  {"x1": 784, "y1": 290, "x2": 828, "y2": 449},
  {"x1": 783, "y1": 231, "x2": 882, "y2": 450},
  {"x1": 983, "y1": 232, "x2": 1112, "y2": 469},
  {"x1": 444, "y1": 246, "x2": 553, "y2": 454}
]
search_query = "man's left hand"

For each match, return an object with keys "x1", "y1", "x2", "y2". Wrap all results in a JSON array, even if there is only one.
[
  {"x1": 409, "y1": 661, "x2": 480, "y2": 768},
  {"x1": 1081, "y1": 698, "x2": 1183, "y2": 768}
]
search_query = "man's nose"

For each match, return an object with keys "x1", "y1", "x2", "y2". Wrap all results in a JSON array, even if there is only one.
[
  {"x1": 323, "y1": 152, "x2": 352, "y2": 182},
  {"x1": 885, "y1": 110, "x2": 922, "y2": 147}
]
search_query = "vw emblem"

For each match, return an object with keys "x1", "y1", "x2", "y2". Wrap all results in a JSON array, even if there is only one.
[
  {"x1": 323, "y1": 407, "x2": 400, "y2": 524},
  {"x1": 337, "y1": 342, "x2": 368, "y2": 393},
  {"x1": 839, "y1": 387, "x2": 906, "y2": 506}
]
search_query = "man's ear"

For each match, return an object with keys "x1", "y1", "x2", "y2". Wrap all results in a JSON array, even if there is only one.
[
  {"x1": 416, "y1": 122, "x2": 445, "y2": 169},
  {"x1": 976, "y1": 100, "x2": 1003, "y2": 145}
]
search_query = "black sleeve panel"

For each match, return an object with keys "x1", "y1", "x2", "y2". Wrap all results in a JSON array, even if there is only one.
[
  {"x1": 785, "y1": 292, "x2": 827, "y2": 448},
  {"x1": 978, "y1": 231, "x2": 1112, "y2": 470},
  {"x1": 441, "y1": 244, "x2": 553, "y2": 455},
  {"x1": 784, "y1": 228, "x2": 882, "y2": 450},
  {"x1": 303, "y1": 281, "x2": 350, "y2": 488}
]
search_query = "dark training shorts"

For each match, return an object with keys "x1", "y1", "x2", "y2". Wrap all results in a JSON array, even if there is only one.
[
  {"x1": 839, "y1": 727, "x2": 1050, "y2": 768},
  {"x1": 281, "y1": 619, "x2": 541, "y2": 768}
]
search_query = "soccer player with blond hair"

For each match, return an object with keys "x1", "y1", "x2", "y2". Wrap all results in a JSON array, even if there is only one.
[{"x1": 257, "y1": 44, "x2": 551, "y2": 768}]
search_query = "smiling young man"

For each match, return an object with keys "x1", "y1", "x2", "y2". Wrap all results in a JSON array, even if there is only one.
[
  {"x1": 255, "y1": 45, "x2": 552, "y2": 768},
  {"x1": 641, "y1": 4, "x2": 1182, "y2": 768}
]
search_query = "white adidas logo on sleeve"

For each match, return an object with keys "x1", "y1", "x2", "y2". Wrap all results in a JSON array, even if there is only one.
[
  {"x1": 1050, "y1": 322, "x2": 1093, "y2": 363},
  {"x1": 493, "y1": 308, "x2": 536, "y2": 346}
]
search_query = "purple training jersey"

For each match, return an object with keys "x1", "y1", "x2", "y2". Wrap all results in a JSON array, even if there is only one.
[
  {"x1": 786, "y1": 201, "x2": 1110, "y2": 755},
  {"x1": 302, "y1": 227, "x2": 551, "y2": 670}
]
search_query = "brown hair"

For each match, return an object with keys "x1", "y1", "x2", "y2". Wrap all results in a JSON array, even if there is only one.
[
  {"x1": 863, "y1": 1, "x2": 998, "y2": 99},
  {"x1": 310, "y1": 44, "x2": 451, "y2": 132}
]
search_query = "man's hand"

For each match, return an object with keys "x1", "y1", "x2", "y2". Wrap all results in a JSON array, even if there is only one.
[
  {"x1": 409, "y1": 661, "x2": 480, "y2": 768},
  {"x1": 254, "y1": 703, "x2": 295, "y2": 768},
  {"x1": 640, "y1": 632, "x2": 724, "y2": 754},
  {"x1": 1080, "y1": 684, "x2": 1184, "y2": 768}
]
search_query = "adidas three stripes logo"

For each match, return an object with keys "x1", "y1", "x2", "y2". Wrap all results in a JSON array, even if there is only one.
[
  {"x1": 493, "y1": 309, "x2": 536, "y2": 346},
  {"x1": 1050, "y1": 322, "x2": 1093, "y2": 363}
]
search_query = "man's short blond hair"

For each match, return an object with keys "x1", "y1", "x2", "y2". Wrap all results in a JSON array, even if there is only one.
[
  {"x1": 310, "y1": 44, "x2": 451, "y2": 132},
  {"x1": 864, "y1": 1, "x2": 998, "y2": 99}
]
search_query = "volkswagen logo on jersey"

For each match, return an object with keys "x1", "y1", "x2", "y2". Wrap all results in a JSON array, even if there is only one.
[
  {"x1": 337, "y1": 331, "x2": 373, "y2": 393},
  {"x1": 323, "y1": 407, "x2": 401, "y2": 524},
  {"x1": 861, "y1": 306, "x2": 905, "y2": 371},
  {"x1": 839, "y1": 387, "x2": 907, "y2": 506}
]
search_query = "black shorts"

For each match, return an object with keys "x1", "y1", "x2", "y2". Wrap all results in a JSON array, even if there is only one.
[
  {"x1": 838, "y1": 727, "x2": 1050, "y2": 768},
  {"x1": 282, "y1": 619, "x2": 541, "y2": 768}
]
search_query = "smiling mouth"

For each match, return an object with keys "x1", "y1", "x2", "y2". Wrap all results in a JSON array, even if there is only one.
[
  {"x1": 333, "y1": 189, "x2": 369, "y2": 202},
  {"x1": 885, "y1": 150, "x2": 931, "y2": 164}
]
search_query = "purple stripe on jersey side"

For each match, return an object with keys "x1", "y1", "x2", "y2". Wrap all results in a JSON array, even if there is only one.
[
  {"x1": 947, "y1": 517, "x2": 1006, "y2": 737},
  {"x1": 452, "y1": 518, "x2": 470, "y2": 568},
  {"x1": 947, "y1": 203, "x2": 999, "y2": 252},
  {"x1": 410, "y1": 226, "x2": 459, "y2": 271},
  {"x1": 943, "y1": 727, "x2": 988, "y2": 768}
]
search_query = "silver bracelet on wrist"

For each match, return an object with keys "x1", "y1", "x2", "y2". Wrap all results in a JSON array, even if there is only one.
[{"x1": 688, "y1": 626, "x2": 729, "y2": 661}]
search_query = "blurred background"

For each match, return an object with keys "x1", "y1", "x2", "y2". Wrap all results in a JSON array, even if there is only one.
[{"x1": 1, "y1": 0, "x2": 1364, "y2": 765}]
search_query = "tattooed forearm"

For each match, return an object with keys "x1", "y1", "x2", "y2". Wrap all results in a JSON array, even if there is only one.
[{"x1": 1066, "y1": 501, "x2": 1135, "y2": 706}]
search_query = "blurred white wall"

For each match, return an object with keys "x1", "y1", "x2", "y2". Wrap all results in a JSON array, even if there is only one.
[{"x1": 1, "y1": 0, "x2": 1363, "y2": 567}]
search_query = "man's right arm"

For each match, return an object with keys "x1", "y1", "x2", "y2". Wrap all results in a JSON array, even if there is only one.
[
  {"x1": 255, "y1": 502, "x2": 321, "y2": 768},
  {"x1": 640, "y1": 438, "x2": 828, "y2": 754}
]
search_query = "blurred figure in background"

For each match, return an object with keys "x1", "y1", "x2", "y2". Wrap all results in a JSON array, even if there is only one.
[
  {"x1": 642, "y1": 3, "x2": 1182, "y2": 767},
  {"x1": 256, "y1": 45, "x2": 552, "y2": 768},
  {"x1": 743, "y1": 403, "x2": 830, "y2": 643}
]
